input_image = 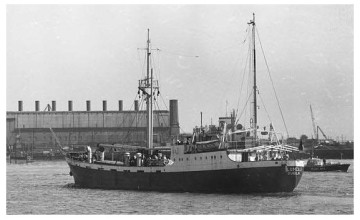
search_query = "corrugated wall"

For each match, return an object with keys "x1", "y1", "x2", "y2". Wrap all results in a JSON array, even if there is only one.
[
  {"x1": 7, "y1": 111, "x2": 170, "y2": 129},
  {"x1": 6, "y1": 110, "x2": 173, "y2": 153}
]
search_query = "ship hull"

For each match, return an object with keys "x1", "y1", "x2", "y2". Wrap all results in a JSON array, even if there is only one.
[
  {"x1": 304, "y1": 164, "x2": 350, "y2": 172},
  {"x1": 68, "y1": 162, "x2": 302, "y2": 193}
]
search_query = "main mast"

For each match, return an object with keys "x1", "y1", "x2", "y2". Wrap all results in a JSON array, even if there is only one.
[
  {"x1": 139, "y1": 29, "x2": 158, "y2": 150},
  {"x1": 249, "y1": 13, "x2": 258, "y2": 144}
]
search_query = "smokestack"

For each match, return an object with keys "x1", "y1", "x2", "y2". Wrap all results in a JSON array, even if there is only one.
[
  {"x1": 51, "y1": 101, "x2": 56, "y2": 111},
  {"x1": 86, "y1": 100, "x2": 91, "y2": 111},
  {"x1": 68, "y1": 100, "x2": 73, "y2": 111},
  {"x1": 134, "y1": 100, "x2": 139, "y2": 111},
  {"x1": 18, "y1": 101, "x2": 23, "y2": 112},
  {"x1": 103, "y1": 100, "x2": 107, "y2": 111},
  {"x1": 35, "y1": 101, "x2": 40, "y2": 111},
  {"x1": 169, "y1": 99, "x2": 180, "y2": 136},
  {"x1": 118, "y1": 100, "x2": 123, "y2": 111}
]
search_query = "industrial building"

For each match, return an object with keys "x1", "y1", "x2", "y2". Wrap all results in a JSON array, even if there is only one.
[{"x1": 6, "y1": 99, "x2": 180, "y2": 159}]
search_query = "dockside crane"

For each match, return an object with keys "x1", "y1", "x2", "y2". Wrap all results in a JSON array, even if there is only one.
[
  {"x1": 310, "y1": 105, "x2": 317, "y2": 140},
  {"x1": 310, "y1": 105, "x2": 329, "y2": 144},
  {"x1": 317, "y1": 126, "x2": 328, "y2": 141}
]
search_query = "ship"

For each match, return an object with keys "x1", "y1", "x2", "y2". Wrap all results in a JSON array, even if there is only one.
[
  {"x1": 62, "y1": 14, "x2": 304, "y2": 193},
  {"x1": 304, "y1": 157, "x2": 350, "y2": 172},
  {"x1": 303, "y1": 105, "x2": 351, "y2": 172}
]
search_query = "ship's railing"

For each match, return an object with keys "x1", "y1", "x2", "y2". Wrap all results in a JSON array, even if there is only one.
[
  {"x1": 226, "y1": 144, "x2": 299, "y2": 162},
  {"x1": 226, "y1": 129, "x2": 284, "y2": 145},
  {"x1": 138, "y1": 78, "x2": 159, "y2": 90}
]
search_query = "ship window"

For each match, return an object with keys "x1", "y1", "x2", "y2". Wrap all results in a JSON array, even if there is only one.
[
  {"x1": 220, "y1": 155, "x2": 222, "y2": 159},
  {"x1": 214, "y1": 156, "x2": 216, "y2": 159},
  {"x1": 211, "y1": 156, "x2": 213, "y2": 159},
  {"x1": 195, "y1": 157, "x2": 197, "y2": 160},
  {"x1": 174, "y1": 158, "x2": 176, "y2": 161},
  {"x1": 200, "y1": 157, "x2": 202, "y2": 160},
  {"x1": 206, "y1": 156, "x2": 207, "y2": 159},
  {"x1": 186, "y1": 158, "x2": 189, "y2": 161}
]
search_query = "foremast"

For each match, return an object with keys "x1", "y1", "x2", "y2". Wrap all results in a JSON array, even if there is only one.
[{"x1": 138, "y1": 29, "x2": 159, "y2": 150}]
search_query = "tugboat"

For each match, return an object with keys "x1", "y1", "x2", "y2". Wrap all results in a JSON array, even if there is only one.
[
  {"x1": 62, "y1": 14, "x2": 304, "y2": 193},
  {"x1": 305, "y1": 105, "x2": 350, "y2": 172},
  {"x1": 304, "y1": 157, "x2": 350, "y2": 172}
]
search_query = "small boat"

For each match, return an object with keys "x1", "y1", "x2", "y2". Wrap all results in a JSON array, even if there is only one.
[
  {"x1": 60, "y1": 14, "x2": 304, "y2": 193},
  {"x1": 305, "y1": 105, "x2": 350, "y2": 172},
  {"x1": 304, "y1": 157, "x2": 350, "y2": 172}
]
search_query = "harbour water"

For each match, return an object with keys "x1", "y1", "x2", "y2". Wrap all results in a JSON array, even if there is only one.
[{"x1": 6, "y1": 159, "x2": 353, "y2": 214}]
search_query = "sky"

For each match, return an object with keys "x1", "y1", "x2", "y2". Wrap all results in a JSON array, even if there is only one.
[{"x1": 5, "y1": 4, "x2": 354, "y2": 140}]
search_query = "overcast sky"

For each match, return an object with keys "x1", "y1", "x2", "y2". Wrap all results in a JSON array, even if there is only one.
[{"x1": 6, "y1": 4, "x2": 354, "y2": 140}]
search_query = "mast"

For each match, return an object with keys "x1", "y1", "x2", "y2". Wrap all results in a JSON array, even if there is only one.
[
  {"x1": 138, "y1": 29, "x2": 159, "y2": 150},
  {"x1": 149, "y1": 68, "x2": 153, "y2": 149},
  {"x1": 146, "y1": 29, "x2": 151, "y2": 149},
  {"x1": 249, "y1": 13, "x2": 257, "y2": 144}
]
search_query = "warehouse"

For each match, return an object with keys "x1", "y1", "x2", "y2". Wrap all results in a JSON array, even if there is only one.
[{"x1": 6, "y1": 99, "x2": 180, "y2": 159}]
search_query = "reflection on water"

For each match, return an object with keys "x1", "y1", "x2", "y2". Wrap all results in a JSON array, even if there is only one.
[{"x1": 7, "y1": 160, "x2": 353, "y2": 214}]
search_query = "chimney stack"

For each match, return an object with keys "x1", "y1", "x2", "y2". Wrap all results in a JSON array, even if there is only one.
[
  {"x1": 118, "y1": 100, "x2": 123, "y2": 111},
  {"x1": 170, "y1": 99, "x2": 180, "y2": 136},
  {"x1": 68, "y1": 100, "x2": 73, "y2": 111},
  {"x1": 103, "y1": 100, "x2": 107, "y2": 111},
  {"x1": 18, "y1": 101, "x2": 23, "y2": 112},
  {"x1": 35, "y1": 101, "x2": 40, "y2": 111},
  {"x1": 51, "y1": 101, "x2": 56, "y2": 111},
  {"x1": 86, "y1": 100, "x2": 91, "y2": 111}
]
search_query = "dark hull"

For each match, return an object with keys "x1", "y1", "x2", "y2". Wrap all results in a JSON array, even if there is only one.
[
  {"x1": 304, "y1": 164, "x2": 350, "y2": 172},
  {"x1": 68, "y1": 163, "x2": 302, "y2": 193}
]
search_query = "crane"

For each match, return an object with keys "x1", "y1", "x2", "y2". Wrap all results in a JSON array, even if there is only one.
[
  {"x1": 309, "y1": 105, "x2": 317, "y2": 139},
  {"x1": 317, "y1": 126, "x2": 328, "y2": 141},
  {"x1": 310, "y1": 105, "x2": 329, "y2": 143}
]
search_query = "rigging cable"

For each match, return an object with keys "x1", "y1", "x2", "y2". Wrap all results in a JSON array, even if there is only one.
[
  {"x1": 159, "y1": 49, "x2": 199, "y2": 58},
  {"x1": 120, "y1": 94, "x2": 143, "y2": 143},
  {"x1": 243, "y1": 33, "x2": 253, "y2": 128},
  {"x1": 137, "y1": 48, "x2": 147, "y2": 78},
  {"x1": 154, "y1": 98, "x2": 169, "y2": 129},
  {"x1": 235, "y1": 33, "x2": 251, "y2": 122},
  {"x1": 235, "y1": 90, "x2": 253, "y2": 125},
  {"x1": 256, "y1": 27, "x2": 289, "y2": 138},
  {"x1": 258, "y1": 91, "x2": 273, "y2": 125},
  {"x1": 220, "y1": 26, "x2": 250, "y2": 102}
]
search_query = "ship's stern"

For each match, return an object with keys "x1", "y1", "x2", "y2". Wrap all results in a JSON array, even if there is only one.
[{"x1": 278, "y1": 160, "x2": 304, "y2": 192}]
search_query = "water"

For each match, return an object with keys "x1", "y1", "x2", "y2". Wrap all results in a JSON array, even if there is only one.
[{"x1": 6, "y1": 159, "x2": 353, "y2": 214}]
